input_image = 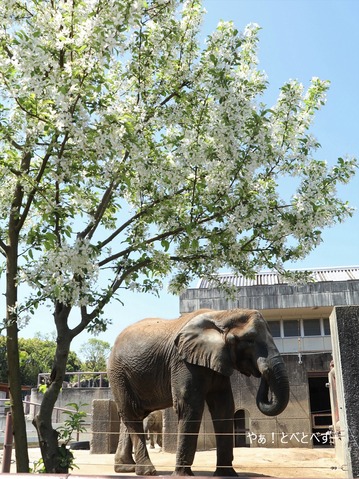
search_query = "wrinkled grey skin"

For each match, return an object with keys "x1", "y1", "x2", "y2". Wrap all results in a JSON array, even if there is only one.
[
  {"x1": 143, "y1": 410, "x2": 163, "y2": 449},
  {"x1": 107, "y1": 308, "x2": 289, "y2": 476}
]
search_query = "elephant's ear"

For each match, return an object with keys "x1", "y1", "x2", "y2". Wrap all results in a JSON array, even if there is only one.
[{"x1": 174, "y1": 312, "x2": 233, "y2": 376}]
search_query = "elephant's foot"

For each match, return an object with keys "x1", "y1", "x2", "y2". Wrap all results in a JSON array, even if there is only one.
[
  {"x1": 173, "y1": 467, "x2": 194, "y2": 476},
  {"x1": 135, "y1": 464, "x2": 157, "y2": 476},
  {"x1": 114, "y1": 463, "x2": 136, "y2": 473},
  {"x1": 213, "y1": 467, "x2": 238, "y2": 477}
]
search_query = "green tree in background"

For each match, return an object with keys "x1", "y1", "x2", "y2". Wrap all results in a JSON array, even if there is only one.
[
  {"x1": 0, "y1": 335, "x2": 81, "y2": 386},
  {"x1": 0, "y1": 0, "x2": 356, "y2": 472},
  {"x1": 79, "y1": 338, "x2": 110, "y2": 372}
]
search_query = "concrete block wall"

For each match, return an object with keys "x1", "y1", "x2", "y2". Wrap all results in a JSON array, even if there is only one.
[
  {"x1": 162, "y1": 408, "x2": 177, "y2": 453},
  {"x1": 29, "y1": 387, "x2": 113, "y2": 423},
  {"x1": 91, "y1": 399, "x2": 119, "y2": 454},
  {"x1": 330, "y1": 306, "x2": 359, "y2": 479}
]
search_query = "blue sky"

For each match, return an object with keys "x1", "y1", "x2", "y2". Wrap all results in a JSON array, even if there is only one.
[{"x1": 17, "y1": 0, "x2": 359, "y2": 353}]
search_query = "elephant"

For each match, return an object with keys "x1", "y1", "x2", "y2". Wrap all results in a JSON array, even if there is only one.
[
  {"x1": 143, "y1": 410, "x2": 163, "y2": 449},
  {"x1": 107, "y1": 308, "x2": 289, "y2": 476}
]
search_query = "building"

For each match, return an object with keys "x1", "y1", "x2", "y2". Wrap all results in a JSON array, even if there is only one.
[{"x1": 176, "y1": 266, "x2": 359, "y2": 448}]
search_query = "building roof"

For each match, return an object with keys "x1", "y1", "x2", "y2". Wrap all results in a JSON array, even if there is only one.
[{"x1": 197, "y1": 266, "x2": 359, "y2": 289}]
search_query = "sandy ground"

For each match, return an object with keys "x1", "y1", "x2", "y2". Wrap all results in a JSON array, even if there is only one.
[{"x1": 8, "y1": 445, "x2": 346, "y2": 478}]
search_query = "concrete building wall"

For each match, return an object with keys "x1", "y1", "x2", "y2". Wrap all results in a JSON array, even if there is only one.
[
  {"x1": 180, "y1": 280, "x2": 359, "y2": 314},
  {"x1": 229, "y1": 353, "x2": 332, "y2": 448},
  {"x1": 29, "y1": 387, "x2": 113, "y2": 423}
]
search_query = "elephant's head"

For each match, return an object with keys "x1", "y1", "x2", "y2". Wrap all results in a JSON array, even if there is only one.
[{"x1": 174, "y1": 308, "x2": 289, "y2": 417}]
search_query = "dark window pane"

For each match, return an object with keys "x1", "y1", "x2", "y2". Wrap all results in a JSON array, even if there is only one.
[
  {"x1": 283, "y1": 319, "x2": 300, "y2": 337},
  {"x1": 303, "y1": 319, "x2": 321, "y2": 336},
  {"x1": 268, "y1": 321, "x2": 281, "y2": 337},
  {"x1": 323, "y1": 318, "x2": 330, "y2": 335}
]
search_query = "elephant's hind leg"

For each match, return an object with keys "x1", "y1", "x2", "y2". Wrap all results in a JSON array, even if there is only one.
[
  {"x1": 114, "y1": 420, "x2": 136, "y2": 473},
  {"x1": 126, "y1": 417, "x2": 157, "y2": 476}
]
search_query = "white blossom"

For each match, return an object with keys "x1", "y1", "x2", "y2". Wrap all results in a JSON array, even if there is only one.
[
  {"x1": 20, "y1": 240, "x2": 99, "y2": 306},
  {"x1": 0, "y1": 0, "x2": 356, "y2": 311}
]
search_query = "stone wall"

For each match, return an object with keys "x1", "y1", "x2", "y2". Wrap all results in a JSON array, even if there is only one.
[
  {"x1": 91, "y1": 399, "x2": 119, "y2": 454},
  {"x1": 330, "y1": 306, "x2": 359, "y2": 479}
]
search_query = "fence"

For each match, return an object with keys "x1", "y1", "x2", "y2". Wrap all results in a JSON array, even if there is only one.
[
  {"x1": 0, "y1": 394, "x2": 94, "y2": 446},
  {"x1": 37, "y1": 371, "x2": 109, "y2": 388}
]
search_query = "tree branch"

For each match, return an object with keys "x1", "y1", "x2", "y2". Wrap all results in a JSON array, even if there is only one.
[
  {"x1": 98, "y1": 186, "x2": 188, "y2": 249},
  {"x1": 17, "y1": 135, "x2": 59, "y2": 232},
  {"x1": 97, "y1": 205, "x2": 228, "y2": 268},
  {"x1": 78, "y1": 153, "x2": 130, "y2": 241},
  {"x1": 68, "y1": 306, "x2": 89, "y2": 340},
  {"x1": 69, "y1": 256, "x2": 153, "y2": 336}
]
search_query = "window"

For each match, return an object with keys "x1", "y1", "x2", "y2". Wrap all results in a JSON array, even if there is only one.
[
  {"x1": 283, "y1": 319, "x2": 300, "y2": 337},
  {"x1": 268, "y1": 318, "x2": 331, "y2": 339},
  {"x1": 303, "y1": 319, "x2": 321, "y2": 336},
  {"x1": 323, "y1": 318, "x2": 330, "y2": 335},
  {"x1": 268, "y1": 320, "x2": 281, "y2": 337}
]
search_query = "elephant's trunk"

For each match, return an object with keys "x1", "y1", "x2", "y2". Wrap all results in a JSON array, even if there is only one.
[{"x1": 256, "y1": 355, "x2": 289, "y2": 417}]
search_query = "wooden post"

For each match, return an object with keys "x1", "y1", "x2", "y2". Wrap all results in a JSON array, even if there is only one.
[{"x1": 1, "y1": 412, "x2": 13, "y2": 473}]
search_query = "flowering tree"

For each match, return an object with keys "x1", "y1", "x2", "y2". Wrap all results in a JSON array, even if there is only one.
[{"x1": 0, "y1": 0, "x2": 356, "y2": 472}]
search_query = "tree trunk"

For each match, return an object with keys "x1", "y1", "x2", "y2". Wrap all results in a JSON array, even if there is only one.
[
  {"x1": 6, "y1": 240, "x2": 29, "y2": 472},
  {"x1": 33, "y1": 383, "x2": 73, "y2": 473},
  {"x1": 33, "y1": 305, "x2": 73, "y2": 473}
]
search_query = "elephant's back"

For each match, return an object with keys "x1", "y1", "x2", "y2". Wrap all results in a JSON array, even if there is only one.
[
  {"x1": 114, "y1": 316, "x2": 180, "y2": 346},
  {"x1": 109, "y1": 310, "x2": 213, "y2": 356},
  {"x1": 108, "y1": 317, "x2": 179, "y2": 375}
]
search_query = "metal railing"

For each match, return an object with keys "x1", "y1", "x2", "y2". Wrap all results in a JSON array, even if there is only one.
[
  {"x1": 0, "y1": 397, "x2": 91, "y2": 422},
  {"x1": 0, "y1": 399, "x2": 92, "y2": 472},
  {"x1": 37, "y1": 371, "x2": 109, "y2": 388}
]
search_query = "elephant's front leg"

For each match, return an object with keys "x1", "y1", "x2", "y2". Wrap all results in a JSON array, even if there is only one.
[
  {"x1": 174, "y1": 399, "x2": 205, "y2": 476},
  {"x1": 206, "y1": 381, "x2": 238, "y2": 477}
]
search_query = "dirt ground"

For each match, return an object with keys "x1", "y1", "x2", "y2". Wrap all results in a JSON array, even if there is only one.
[{"x1": 17, "y1": 445, "x2": 346, "y2": 478}]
